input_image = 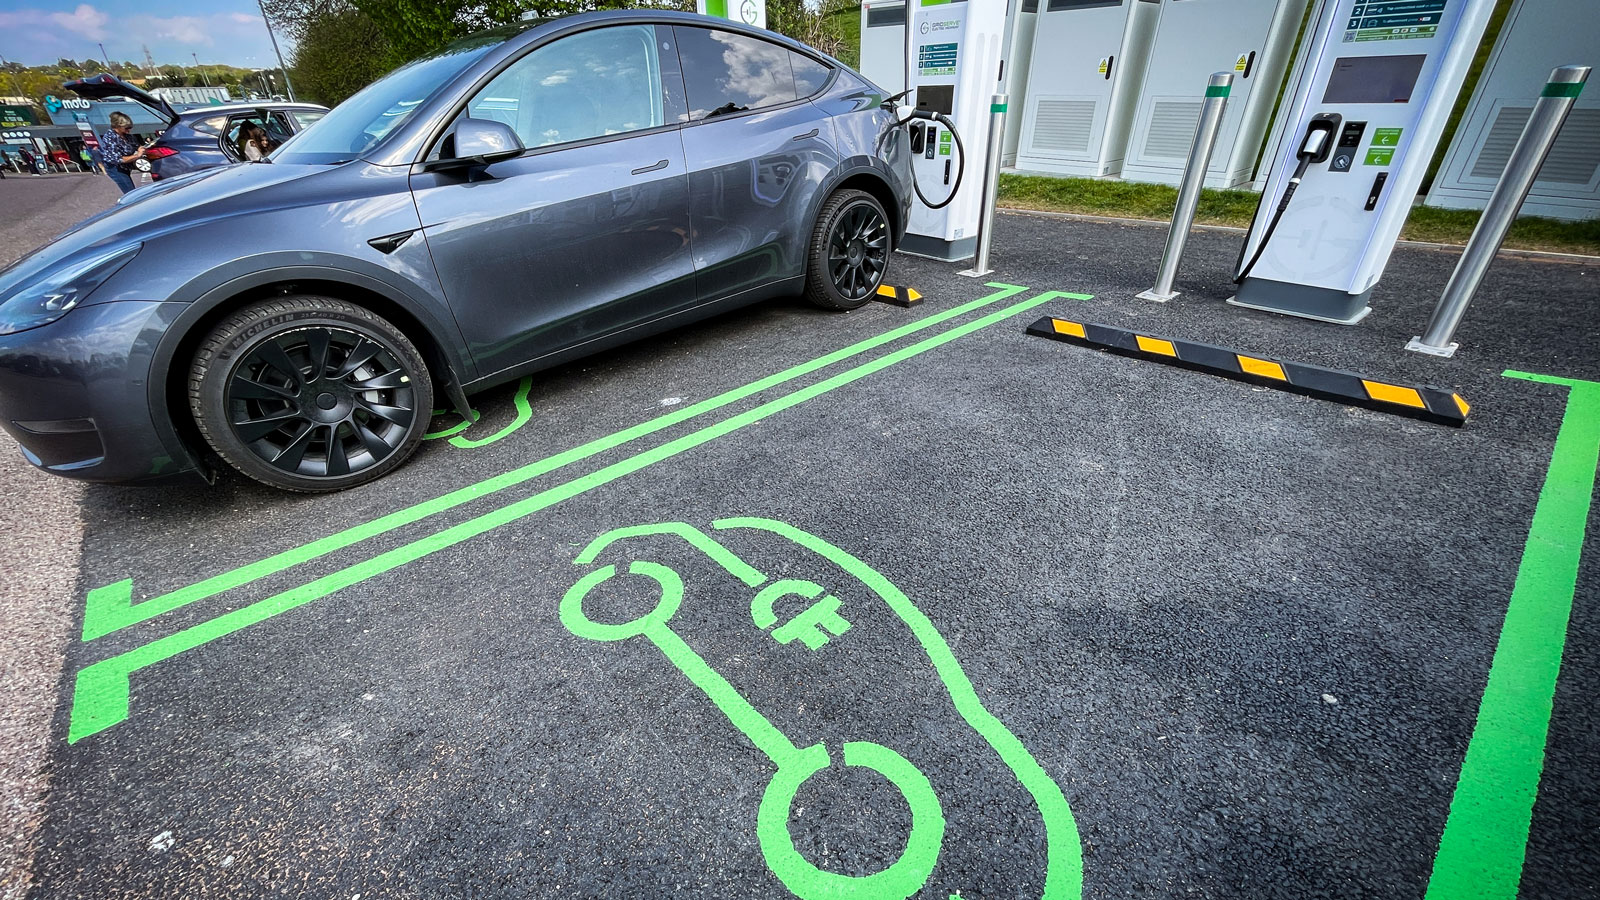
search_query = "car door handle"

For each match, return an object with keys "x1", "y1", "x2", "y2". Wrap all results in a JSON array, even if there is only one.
[
  {"x1": 631, "y1": 159, "x2": 669, "y2": 175},
  {"x1": 791, "y1": 128, "x2": 820, "y2": 142}
]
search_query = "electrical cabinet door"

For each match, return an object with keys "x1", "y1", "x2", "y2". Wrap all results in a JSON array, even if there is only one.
[{"x1": 1016, "y1": 0, "x2": 1160, "y2": 177}]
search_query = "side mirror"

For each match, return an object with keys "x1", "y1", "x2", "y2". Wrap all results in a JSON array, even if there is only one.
[{"x1": 429, "y1": 117, "x2": 524, "y2": 170}]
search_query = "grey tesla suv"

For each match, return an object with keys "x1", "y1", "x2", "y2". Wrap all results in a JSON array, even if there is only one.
[{"x1": 0, "y1": 10, "x2": 911, "y2": 492}]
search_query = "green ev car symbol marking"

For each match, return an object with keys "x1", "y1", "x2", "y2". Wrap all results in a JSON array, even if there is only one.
[{"x1": 563, "y1": 519, "x2": 1084, "y2": 900}]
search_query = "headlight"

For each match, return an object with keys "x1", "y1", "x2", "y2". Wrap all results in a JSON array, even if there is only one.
[{"x1": 0, "y1": 244, "x2": 142, "y2": 336}]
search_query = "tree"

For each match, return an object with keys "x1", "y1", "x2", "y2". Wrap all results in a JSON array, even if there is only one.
[
  {"x1": 767, "y1": 0, "x2": 857, "y2": 65},
  {"x1": 351, "y1": 0, "x2": 539, "y2": 64},
  {"x1": 292, "y1": 6, "x2": 394, "y2": 105}
]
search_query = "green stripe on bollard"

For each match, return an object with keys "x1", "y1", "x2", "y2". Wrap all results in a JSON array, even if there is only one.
[
  {"x1": 1205, "y1": 85, "x2": 1232, "y2": 98},
  {"x1": 1541, "y1": 82, "x2": 1584, "y2": 98},
  {"x1": 991, "y1": 103, "x2": 1008, "y2": 112}
]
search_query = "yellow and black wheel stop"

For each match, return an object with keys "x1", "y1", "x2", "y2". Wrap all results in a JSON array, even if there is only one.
[
  {"x1": 873, "y1": 285, "x2": 923, "y2": 308},
  {"x1": 1026, "y1": 316, "x2": 1471, "y2": 427}
]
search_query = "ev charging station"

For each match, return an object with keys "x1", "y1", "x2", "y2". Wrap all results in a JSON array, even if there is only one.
[
  {"x1": 693, "y1": 0, "x2": 766, "y2": 28},
  {"x1": 897, "y1": 0, "x2": 1009, "y2": 261},
  {"x1": 1230, "y1": 0, "x2": 1498, "y2": 324},
  {"x1": 1014, "y1": 0, "x2": 1161, "y2": 179},
  {"x1": 1427, "y1": 0, "x2": 1600, "y2": 221},
  {"x1": 1121, "y1": 0, "x2": 1310, "y2": 189}
]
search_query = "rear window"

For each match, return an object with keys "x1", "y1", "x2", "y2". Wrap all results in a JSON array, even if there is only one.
[
  {"x1": 792, "y1": 54, "x2": 832, "y2": 98},
  {"x1": 190, "y1": 115, "x2": 227, "y2": 136},
  {"x1": 674, "y1": 26, "x2": 797, "y2": 120},
  {"x1": 291, "y1": 110, "x2": 326, "y2": 130}
]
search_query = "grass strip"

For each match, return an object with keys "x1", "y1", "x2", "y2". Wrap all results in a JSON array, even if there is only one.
[{"x1": 998, "y1": 173, "x2": 1600, "y2": 256}]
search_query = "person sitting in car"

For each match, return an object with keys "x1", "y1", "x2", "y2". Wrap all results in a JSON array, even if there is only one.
[{"x1": 239, "y1": 123, "x2": 274, "y2": 161}]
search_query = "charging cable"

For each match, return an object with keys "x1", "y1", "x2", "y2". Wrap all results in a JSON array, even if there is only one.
[
  {"x1": 882, "y1": 92, "x2": 967, "y2": 211},
  {"x1": 1234, "y1": 115, "x2": 1341, "y2": 283},
  {"x1": 904, "y1": 108, "x2": 965, "y2": 210}
]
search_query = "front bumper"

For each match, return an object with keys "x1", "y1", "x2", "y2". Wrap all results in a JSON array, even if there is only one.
[{"x1": 0, "y1": 300, "x2": 207, "y2": 484}]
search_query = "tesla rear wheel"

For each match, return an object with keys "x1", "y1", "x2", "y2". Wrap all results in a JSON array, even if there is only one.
[
  {"x1": 804, "y1": 189, "x2": 890, "y2": 311},
  {"x1": 189, "y1": 297, "x2": 433, "y2": 492}
]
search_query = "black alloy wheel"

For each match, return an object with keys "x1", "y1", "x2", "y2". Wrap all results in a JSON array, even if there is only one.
[
  {"x1": 804, "y1": 189, "x2": 892, "y2": 311},
  {"x1": 829, "y1": 203, "x2": 889, "y2": 301},
  {"x1": 190, "y1": 297, "x2": 433, "y2": 492}
]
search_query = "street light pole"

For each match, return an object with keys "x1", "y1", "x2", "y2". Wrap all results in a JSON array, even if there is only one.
[
  {"x1": 255, "y1": 0, "x2": 296, "y2": 101},
  {"x1": 193, "y1": 54, "x2": 210, "y2": 88},
  {"x1": 98, "y1": 42, "x2": 113, "y2": 72}
]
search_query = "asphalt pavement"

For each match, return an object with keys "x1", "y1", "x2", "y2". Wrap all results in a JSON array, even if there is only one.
[
  {"x1": 2, "y1": 178, "x2": 1595, "y2": 899},
  {"x1": 0, "y1": 171, "x2": 122, "y2": 900}
]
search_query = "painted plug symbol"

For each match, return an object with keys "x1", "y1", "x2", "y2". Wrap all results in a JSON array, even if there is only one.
[
  {"x1": 751, "y1": 579, "x2": 850, "y2": 649},
  {"x1": 562, "y1": 519, "x2": 1083, "y2": 900}
]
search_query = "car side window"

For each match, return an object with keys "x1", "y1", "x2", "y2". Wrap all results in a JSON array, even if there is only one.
[
  {"x1": 290, "y1": 110, "x2": 326, "y2": 131},
  {"x1": 464, "y1": 24, "x2": 667, "y2": 149},
  {"x1": 673, "y1": 26, "x2": 798, "y2": 121},
  {"x1": 265, "y1": 113, "x2": 295, "y2": 144},
  {"x1": 224, "y1": 116, "x2": 257, "y2": 158},
  {"x1": 790, "y1": 52, "x2": 832, "y2": 99},
  {"x1": 191, "y1": 115, "x2": 228, "y2": 136}
]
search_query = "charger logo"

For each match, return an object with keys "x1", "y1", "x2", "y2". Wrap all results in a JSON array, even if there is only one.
[{"x1": 925, "y1": 18, "x2": 959, "y2": 33}]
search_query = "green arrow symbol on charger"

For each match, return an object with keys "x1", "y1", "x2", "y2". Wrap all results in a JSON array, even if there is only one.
[{"x1": 78, "y1": 284, "x2": 1037, "y2": 643}]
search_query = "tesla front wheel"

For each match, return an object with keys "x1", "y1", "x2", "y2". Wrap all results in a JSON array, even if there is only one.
[
  {"x1": 189, "y1": 297, "x2": 433, "y2": 492},
  {"x1": 804, "y1": 189, "x2": 890, "y2": 311}
]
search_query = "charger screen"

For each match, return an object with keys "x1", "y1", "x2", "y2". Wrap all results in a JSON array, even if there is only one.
[{"x1": 1322, "y1": 55, "x2": 1425, "y2": 104}]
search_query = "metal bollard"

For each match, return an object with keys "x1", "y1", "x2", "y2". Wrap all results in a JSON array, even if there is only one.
[
  {"x1": 959, "y1": 93, "x2": 1008, "y2": 278},
  {"x1": 1137, "y1": 73, "x2": 1234, "y2": 302},
  {"x1": 1407, "y1": 65, "x2": 1590, "y2": 358}
]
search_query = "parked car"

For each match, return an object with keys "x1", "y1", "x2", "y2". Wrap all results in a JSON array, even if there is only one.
[
  {"x1": 141, "y1": 102, "x2": 329, "y2": 179},
  {"x1": 61, "y1": 78, "x2": 328, "y2": 181},
  {"x1": 0, "y1": 10, "x2": 911, "y2": 492}
]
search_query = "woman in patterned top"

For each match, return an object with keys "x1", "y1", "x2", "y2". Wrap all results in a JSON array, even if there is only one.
[{"x1": 99, "y1": 111, "x2": 146, "y2": 195}]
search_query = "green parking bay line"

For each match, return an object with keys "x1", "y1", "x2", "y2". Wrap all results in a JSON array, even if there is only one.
[
  {"x1": 1425, "y1": 371, "x2": 1600, "y2": 900},
  {"x1": 68, "y1": 287, "x2": 1088, "y2": 742},
  {"x1": 80, "y1": 283, "x2": 1035, "y2": 642}
]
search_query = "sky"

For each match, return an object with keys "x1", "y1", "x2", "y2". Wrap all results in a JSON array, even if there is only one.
[{"x1": 0, "y1": 1, "x2": 296, "y2": 69}]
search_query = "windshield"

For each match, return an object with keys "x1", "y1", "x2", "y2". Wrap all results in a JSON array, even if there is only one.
[{"x1": 271, "y1": 29, "x2": 518, "y2": 165}]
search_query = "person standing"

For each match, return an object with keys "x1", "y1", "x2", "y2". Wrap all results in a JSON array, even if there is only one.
[
  {"x1": 99, "y1": 112, "x2": 146, "y2": 194},
  {"x1": 79, "y1": 146, "x2": 97, "y2": 174}
]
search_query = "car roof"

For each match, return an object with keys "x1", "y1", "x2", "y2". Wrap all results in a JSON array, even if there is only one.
[{"x1": 177, "y1": 103, "x2": 328, "y2": 120}]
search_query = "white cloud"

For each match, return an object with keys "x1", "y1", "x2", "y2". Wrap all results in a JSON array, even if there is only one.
[
  {"x1": 146, "y1": 15, "x2": 212, "y2": 46},
  {"x1": 50, "y1": 4, "x2": 109, "y2": 41},
  {"x1": 0, "y1": 4, "x2": 289, "y2": 65}
]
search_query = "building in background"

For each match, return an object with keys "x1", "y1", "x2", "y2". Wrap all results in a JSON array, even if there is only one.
[{"x1": 150, "y1": 86, "x2": 233, "y2": 106}]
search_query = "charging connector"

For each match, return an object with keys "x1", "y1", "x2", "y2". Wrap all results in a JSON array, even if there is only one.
[{"x1": 1235, "y1": 114, "x2": 1342, "y2": 283}]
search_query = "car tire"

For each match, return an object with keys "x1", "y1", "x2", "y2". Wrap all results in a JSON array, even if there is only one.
[
  {"x1": 803, "y1": 189, "x2": 892, "y2": 311},
  {"x1": 189, "y1": 297, "x2": 433, "y2": 493}
]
